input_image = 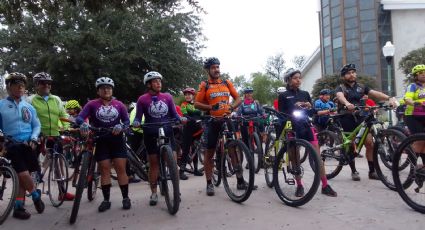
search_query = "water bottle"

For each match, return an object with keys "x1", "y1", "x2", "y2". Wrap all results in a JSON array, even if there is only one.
[{"x1": 355, "y1": 127, "x2": 366, "y2": 144}]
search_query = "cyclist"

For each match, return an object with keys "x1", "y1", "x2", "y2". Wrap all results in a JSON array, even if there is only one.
[
  {"x1": 65, "y1": 100, "x2": 82, "y2": 122},
  {"x1": 179, "y1": 87, "x2": 204, "y2": 180},
  {"x1": 132, "y1": 71, "x2": 186, "y2": 206},
  {"x1": 195, "y1": 57, "x2": 251, "y2": 196},
  {"x1": 335, "y1": 63, "x2": 397, "y2": 181},
  {"x1": 27, "y1": 72, "x2": 75, "y2": 201},
  {"x1": 0, "y1": 72, "x2": 45, "y2": 219},
  {"x1": 403, "y1": 64, "x2": 425, "y2": 155},
  {"x1": 279, "y1": 69, "x2": 337, "y2": 197},
  {"x1": 76, "y1": 77, "x2": 131, "y2": 212},
  {"x1": 313, "y1": 89, "x2": 336, "y2": 131},
  {"x1": 127, "y1": 102, "x2": 143, "y2": 183}
]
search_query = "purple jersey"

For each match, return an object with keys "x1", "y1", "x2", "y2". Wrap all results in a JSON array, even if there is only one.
[
  {"x1": 134, "y1": 92, "x2": 180, "y2": 126},
  {"x1": 77, "y1": 99, "x2": 129, "y2": 128}
]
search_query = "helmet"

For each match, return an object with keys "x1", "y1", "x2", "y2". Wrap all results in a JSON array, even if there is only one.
[
  {"x1": 183, "y1": 87, "x2": 196, "y2": 95},
  {"x1": 243, "y1": 86, "x2": 254, "y2": 94},
  {"x1": 33, "y1": 72, "x2": 53, "y2": 84},
  {"x1": 412, "y1": 64, "x2": 425, "y2": 76},
  {"x1": 277, "y1": 87, "x2": 286, "y2": 93},
  {"x1": 5, "y1": 72, "x2": 27, "y2": 85},
  {"x1": 143, "y1": 71, "x2": 163, "y2": 85},
  {"x1": 65, "y1": 100, "x2": 81, "y2": 110},
  {"x1": 340, "y1": 63, "x2": 356, "y2": 76},
  {"x1": 320, "y1": 89, "x2": 331, "y2": 95},
  {"x1": 203, "y1": 57, "x2": 220, "y2": 69},
  {"x1": 284, "y1": 68, "x2": 301, "y2": 83},
  {"x1": 95, "y1": 77, "x2": 114, "y2": 89}
]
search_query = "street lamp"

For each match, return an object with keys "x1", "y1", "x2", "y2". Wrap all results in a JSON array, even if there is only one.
[{"x1": 382, "y1": 41, "x2": 395, "y2": 126}]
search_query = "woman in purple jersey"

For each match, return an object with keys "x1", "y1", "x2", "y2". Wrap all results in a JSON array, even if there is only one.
[
  {"x1": 76, "y1": 77, "x2": 131, "y2": 212},
  {"x1": 132, "y1": 71, "x2": 186, "y2": 206}
]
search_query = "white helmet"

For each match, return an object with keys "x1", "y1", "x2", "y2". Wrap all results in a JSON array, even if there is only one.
[
  {"x1": 95, "y1": 77, "x2": 114, "y2": 88},
  {"x1": 143, "y1": 71, "x2": 163, "y2": 85},
  {"x1": 277, "y1": 87, "x2": 286, "y2": 93}
]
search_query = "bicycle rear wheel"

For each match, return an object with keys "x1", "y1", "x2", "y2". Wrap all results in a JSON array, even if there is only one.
[
  {"x1": 160, "y1": 145, "x2": 180, "y2": 215},
  {"x1": 393, "y1": 134, "x2": 425, "y2": 213},
  {"x1": 47, "y1": 153, "x2": 69, "y2": 207},
  {"x1": 127, "y1": 146, "x2": 148, "y2": 181},
  {"x1": 222, "y1": 140, "x2": 254, "y2": 203},
  {"x1": 0, "y1": 166, "x2": 18, "y2": 225},
  {"x1": 273, "y1": 139, "x2": 320, "y2": 207},
  {"x1": 70, "y1": 151, "x2": 89, "y2": 224},
  {"x1": 317, "y1": 130, "x2": 343, "y2": 180},
  {"x1": 87, "y1": 158, "x2": 99, "y2": 202},
  {"x1": 212, "y1": 142, "x2": 222, "y2": 187},
  {"x1": 264, "y1": 134, "x2": 276, "y2": 188},
  {"x1": 249, "y1": 132, "x2": 263, "y2": 174}
]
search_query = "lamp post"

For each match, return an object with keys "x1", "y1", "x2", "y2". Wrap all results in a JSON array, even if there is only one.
[{"x1": 382, "y1": 41, "x2": 395, "y2": 126}]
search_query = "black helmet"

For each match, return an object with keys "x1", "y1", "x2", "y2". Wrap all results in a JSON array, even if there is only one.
[
  {"x1": 284, "y1": 68, "x2": 301, "y2": 83},
  {"x1": 340, "y1": 63, "x2": 356, "y2": 76},
  {"x1": 320, "y1": 89, "x2": 331, "y2": 95},
  {"x1": 243, "y1": 86, "x2": 254, "y2": 94},
  {"x1": 5, "y1": 72, "x2": 27, "y2": 85},
  {"x1": 33, "y1": 72, "x2": 53, "y2": 84},
  {"x1": 203, "y1": 57, "x2": 220, "y2": 69}
]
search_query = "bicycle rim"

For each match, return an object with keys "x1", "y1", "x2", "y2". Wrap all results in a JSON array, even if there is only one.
[
  {"x1": 318, "y1": 130, "x2": 343, "y2": 180},
  {"x1": 70, "y1": 151, "x2": 89, "y2": 224},
  {"x1": 48, "y1": 154, "x2": 69, "y2": 207},
  {"x1": 0, "y1": 166, "x2": 18, "y2": 225},
  {"x1": 160, "y1": 145, "x2": 180, "y2": 215},
  {"x1": 87, "y1": 159, "x2": 98, "y2": 202}
]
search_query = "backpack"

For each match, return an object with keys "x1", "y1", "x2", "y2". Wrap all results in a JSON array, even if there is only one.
[
  {"x1": 203, "y1": 79, "x2": 230, "y2": 91},
  {"x1": 336, "y1": 83, "x2": 365, "y2": 111}
]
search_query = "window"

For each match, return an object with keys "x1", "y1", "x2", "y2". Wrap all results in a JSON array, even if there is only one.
[
  {"x1": 345, "y1": 28, "x2": 359, "y2": 40},
  {"x1": 360, "y1": 9, "x2": 375, "y2": 21},
  {"x1": 364, "y1": 64, "x2": 378, "y2": 76},
  {"x1": 323, "y1": 15, "x2": 330, "y2": 27},
  {"x1": 359, "y1": 0, "x2": 374, "y2": 10},
  {"x1": 345, "y1": 17, "x2": 358, "y2": 29},
  {"x1": 360, "y1": 20, "x2": 375, "y2": 32},
  {"x1": 323, "y1": 25, "x2": 330, "y2": 37},
  {"x1": 363, "y1": 53, "x2": 377, "y2": 65},
  {"x1": 344, "y1": 6, "x2": 357, "y2": 19},
  {"x1": 344, "y1": 0, "x2": 357, "y2": 8},
  {"x1": 331, "y1": 6, "x2": 340, "y2": 17},
  {"x1": 361, "y1": 31, "x2": 377, "y2": 43},
  {"x1": 332, "y1": 26, "x2": 342, "y2": 37},
  {"x1": 323, "y1": 36, "x2": 331, "y2": 47},
  {"x1": 362, "y1": 43, "x2": 377, "y2": 54},
  {"x1": 346, "y1": 50, "x2": 360, "y2": 62},
  {"x1": 332, "y1": 16, "x2": 340, "y2": 27},
  {"x1": 322, "y1": 5, "x2": 329, "y2": 17},
  {"x1": 333, "y1": 37, "x2": 342, "y2": 49},
  {"x1": 346, "y1": 39, "x2": 359, "y2": 50},
  {"x1": 322, "y1": 0, "x2": 329, "y2": 7},
  {"x1": 330, "y1": 0, "x2": 340, "y2": 7}
]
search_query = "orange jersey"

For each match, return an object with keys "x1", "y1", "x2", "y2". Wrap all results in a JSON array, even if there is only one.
[{"x1": 195, "y1": 78, "x2": 239, "y2": 117}]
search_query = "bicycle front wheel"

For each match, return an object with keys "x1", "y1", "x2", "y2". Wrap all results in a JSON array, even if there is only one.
[
  {"x1": 87, "y1": 158, "x2": 99, "y2": 202},
  {"x1": 393, "y1": 134, "x2": 425, "y2": 213},
  {"x1": 160, "y1": 145, "x2": 180, "y2": 215},
  {"x1": 222, "y1": 140, "x2": 254, "y2": 203},
  {"x1": 250, "y1": 132, "x2": 263, "y2": 174},
  {"x1": 317, "y1": 130, "x2": 343, "y2": 180},
  {"x1": 70, "y1": 151, "x2": 89, "y2": 224},
  {"x1": 0, "y1": 166, "x2": 18, "y2": 225},
  {"x1": 264, "y1": 134, "x2": 277, "y2": 188},
  {"x1": 47, "y1": 153, "x2": 69, "y2": 207},
  {"x1": 273, "y1": 139, "x2": 320, "y2": 207}
]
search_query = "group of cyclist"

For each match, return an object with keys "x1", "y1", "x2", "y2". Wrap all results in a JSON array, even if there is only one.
[{"x1": 1, "y1": 56, "x2": 424, "y2": 221}]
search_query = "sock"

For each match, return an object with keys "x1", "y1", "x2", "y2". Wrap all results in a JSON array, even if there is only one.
[
  {"x1": 30, "y1": 189, "x2": 40, "y2": 201},
  {"x1": 15, "y1": 197, "x2": 25, "y2": 209},
  {"x1": 101, "y1": 184, "x2": 112, "y2": 201},
  {"x1": 207, "y1": 180, "x2": 212, "y2": 185},
  {"x1": 349, "y1": 161, "x2": 357, "y2": 173},
  {"x1": 368, "y1": 161, "x2": 374, "y2": 173},
  {"x1": 321, "y1": 176, "x2": 328, "y2": 188},
  {"x1": 296, "y1": 178, "x2": 303, "y2": 186},
  {"x1": 119, "y1": 184, "x2": 129, "y2": 199}
]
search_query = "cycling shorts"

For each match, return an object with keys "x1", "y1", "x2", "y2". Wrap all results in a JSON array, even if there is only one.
[
  {"x1": 405, "y1": 115, "x2": 425, "y2": 134},
  {"x1": 94, "y1": 134, "x2": 127, "y2": 162},
  {"x1": 5, "y1": 143, "x2": 40, "y2": 173}
]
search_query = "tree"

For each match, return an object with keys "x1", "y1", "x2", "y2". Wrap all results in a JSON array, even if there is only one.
[
  {"x1": 265, "y1": 53, "x2": 286, "y2": 81},
  {"x1": 399, "y1": 46, "x2": 425, "y2": 84},
  {"x1": 311, "y1": 74, "x2": 377, "y2": 100},
  {"x1": 233, "y1": 75, "x2": 248, "y2": 94},
  {"x1": 250, "y1": 72, "x2": 284, "y2": 105},
  {"x1": 292, "y1": 55, "x2": 306, "y2": 69},
  {"x1": 0, "y1": 0, "x2": 204, "y2": 103}
]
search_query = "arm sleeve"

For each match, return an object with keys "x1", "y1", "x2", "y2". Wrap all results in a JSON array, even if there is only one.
[
  {"x1": 167, "y1": 94, "x2": 181, "y2": 121},
  {"x1": 195, "y1": 82, "x2": 207, "y2": 104},
  {"x1": 335, "y1": 85, "x2": 343, "y2": 93},
  {"x1": 120, "y1": 102, "x2": 130, "y2": 127},
  {"x1": 364, "y1": 85, "x2": 371, "y2": 95},
  {"x1": 314, "y1": 100, "x2": 322, "y2": 110},
  {"x1": 227, "y1": 80, "x2": 239, "y2": 100},
  {"x1": 180, "y1": 103, "x2": 188, "y2": 115},
  {"x1": 76, "y1": 103, "x2": 91, "y2": 125},
  {"x1": 57, "y1": 97, "x2": 70, "y2": 129},
  {"x1": 134, "y1": 97, "x2": 144, "y2": 123},
  {"x1": 30, "y1": 106, "x2": 41, "y2": 140},
  {"x1": 278, "y1": 94, "x2": 284, "y2": 112}
]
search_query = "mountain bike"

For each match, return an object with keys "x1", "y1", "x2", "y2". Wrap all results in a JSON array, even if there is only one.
[
  {"x1": 0, "y1": 133, "x2": 18, "y2": 225},
  {"x1": 124, "y1": 133, "x2": 148, "y2": 182}
]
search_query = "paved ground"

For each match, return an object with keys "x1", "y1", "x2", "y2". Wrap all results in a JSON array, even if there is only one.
[{"x1": 2, "y1": 159, "x2": 424, "y2": 230}]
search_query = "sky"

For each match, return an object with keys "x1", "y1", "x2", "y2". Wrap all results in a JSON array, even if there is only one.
[{"x1": 197, "y1": 0, "x2": 321, "y2": 78}]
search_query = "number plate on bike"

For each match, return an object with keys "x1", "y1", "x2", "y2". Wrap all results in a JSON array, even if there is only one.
[{"x1": 284, "y1": 121, "x2": 292, "y2": 130}]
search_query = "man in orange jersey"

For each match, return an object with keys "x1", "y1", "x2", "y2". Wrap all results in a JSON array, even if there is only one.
[{"x1": 195, "y1": 57, "x2": 243, "y2": 196}]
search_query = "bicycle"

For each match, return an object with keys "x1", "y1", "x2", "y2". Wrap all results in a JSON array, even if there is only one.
[
  {"x1": 178, "y1": 116, "x2": 205, "y2": 175},
  {"x1": 263, "y1": 113, "x2": 280, "y2": 188},
  {"x1": 124, "y1": 133, "x2": 149, "y2": 182},
  {"x1": 0, "y1": 135, "x2": 19, "y2": 225},
  {"x1": 263, "y1": 106, "x2": 320, "y2": 207},
  {"x1": 393, "y1": 133, "x2": 425, "y2": 213}
]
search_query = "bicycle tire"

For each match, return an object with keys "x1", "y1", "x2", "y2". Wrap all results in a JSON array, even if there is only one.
[
  {"x1": 264, "y1": 133, "x2": 276, "y2": 188},
  {"x1": 48, "y1": 153, "x2": 69, "y2": 207},
  {"x1": 160, "y1": 145, "x2": 180, "y2": 215},
  {"x1": 70, "y1": 151, "x2": 89, "y2": 224},
  {"x1": 373, "y1": 128, "x2": 406, "y2": 191},
  {"x1": 87, "y1": 157, "x2": 98, "y2": 202},
  {"x1": 212, "y1": 141, "x2": 222, "y2": 187},
  {"x1": 0, "y1": 166, "x2": 18, "y2": 225},
  {"x1": 127, "y1": 148, "x2": 148, "y2": 181},
  {"x1": 393, "y1": 133, "x2": 425, "y2": 213},
  {"x1": 250, "y1": 132, "x2": 263, "y2": 174},
  {"x1": 222, "y1": 140, "x2": 254, "y2": 203},
  {"x1": 273, "y1": 138, "x2": 320, "y2": 207},
  {"x1": 317, "y1": 130, "x2": 343, "y2": 180}
]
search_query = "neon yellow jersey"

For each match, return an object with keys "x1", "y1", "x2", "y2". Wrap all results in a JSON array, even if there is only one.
[{"x1": 404, "y1": 83, "x2": 425, "y2": 116}]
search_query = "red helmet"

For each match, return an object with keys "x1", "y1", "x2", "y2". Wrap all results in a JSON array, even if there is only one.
[{"x1": 183, "y1": 87, "x2": 196, "y2": 95}]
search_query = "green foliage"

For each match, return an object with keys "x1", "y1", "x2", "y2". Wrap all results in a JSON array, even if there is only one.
[
  {"x1": 265, "y1": 53, "x2": 286, "y2": 81},
  {"x1": 311, "y1": 73, "x2": 377, "y2": 100},
  {"x1": 0, "y1": 1, "x2": 204, "y2": 103},
  {"x1": 399, "y1": 46, "x2": 425, "y2": 84},
  {"x1": 248, "y1": 72, "x2": 283, "y2": 105}
]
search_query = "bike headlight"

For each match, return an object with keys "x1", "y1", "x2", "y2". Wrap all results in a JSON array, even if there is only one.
[{"x1": 293, "y1": 110, "x2": 303, "y2": 118}]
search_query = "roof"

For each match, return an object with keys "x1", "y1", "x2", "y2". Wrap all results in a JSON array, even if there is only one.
[
  {"x1": 300, "y1": 47, "x2": 321, "y2": 73},
  {"x1": 381, "y1": 0, "x2": 425, "y2": 10}
]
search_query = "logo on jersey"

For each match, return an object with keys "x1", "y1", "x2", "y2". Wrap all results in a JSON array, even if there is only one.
[
  {"x1": 357, "y1": 87, "x2": 363, "y2": 93},
  {"x1": 210, "y1": 91, "x2": 230, "y2": 99},
  {"x1": 96, "y1": 105, "x2": 119, "y2": 123},
  {"x1": 149, "y1": 100, "x2": 168, "y2": 118},
  {"x1": 21, "y1": 107, "x2": 32, "y2": 123},
  {"x1": 419, "y1": 91, "x2": 425, "y2": 99}
]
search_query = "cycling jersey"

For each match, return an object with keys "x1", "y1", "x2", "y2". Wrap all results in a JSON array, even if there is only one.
[
  {"x1": 76, "y1": 99, "x2": 130, "y2": 128},
  {"x1": 314, "y1": 99, "x2": 335, "y2": 128},
  {"x1": 404, "y1": 83, "x2": 425, "y2": 116},
  {"x1": 181, "y1": 101, "x2": 201, "y2": 116},
  {"x1": 129, "y1": 108, "x2": 143, "y2": 134},
  {"x1": 236, "y1": 99, "x2": 264, "y2": 117},
  {"x1": 0, "y1": 97, "x2": 41, "y2": 142},
  {"x1": 27, "y1": 94, "x2": 69, "y2": 136},
  {"x1": 195, "y1": 79, "x2": 239, "y2": 117}
]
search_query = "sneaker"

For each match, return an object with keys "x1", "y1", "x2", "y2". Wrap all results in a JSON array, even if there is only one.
[
  {"x1": 179, "y1": 171, "x2": 188, "y2": 180},
  {"x1": 149, "y1": 193, "x2": 158, "y2": 206},
  {"x1": 98, "y1": 201, "x2": 111, "y2": 212},
  {"x1": 193, "y1": 170, "x2": 204, "y2": 176},
  {"x1": 122, "y1": 198, "x2": 131, "y2": 210},
  {"x1": 13, "y1": 208, "x2": 31, "y2": 220},
  {"x1": 206, "y1": 184, "x2": 215, "y2": 196},
  {"x1": 351, "y1": 172, "x2": 361, "y2": 181},
  {"x1": 321, "y1": 185, "x2": 337, "y2": 197},
  {"x1": 295, "y1": 185, "x2": 304, "y2": 197},
  {"x1": 59, "y1": 192, "x2": 75, "y2": 201},
  {"x1": 33, "y1": 195, "x2": 45, "y2": 214},
  {"x1": 128, "y1": 177, "x2": 141, "y2": 184},
  {"x1": 236, "y1": 181, "x2": 258, "y2": 190},
  {"x1": 368, "y1": 171, "x2": 380, "y2": 180}
]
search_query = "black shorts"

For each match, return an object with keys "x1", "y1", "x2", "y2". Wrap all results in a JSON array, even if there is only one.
[
  {"x1": 94, "y1": 134, "x2": 127, "y2": 162},
  {"x1": 143, "y1": 127, "x2": 176, "y2": 155},
  {"x1": 5, "y1": 143, "x2": 40, "y2": 174},
  {"x1": 276, "y1": 119, "x2": 314, "y2": 142},
  {"x1": 206, "y1": 119, "x2": 235, "y2": 149},
  {"x1": 405, "y1": 115, "x2": 425, "y2": 134},
  {"x1": 339, "y1": 114, "x2": 365, "y2": 132}
]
